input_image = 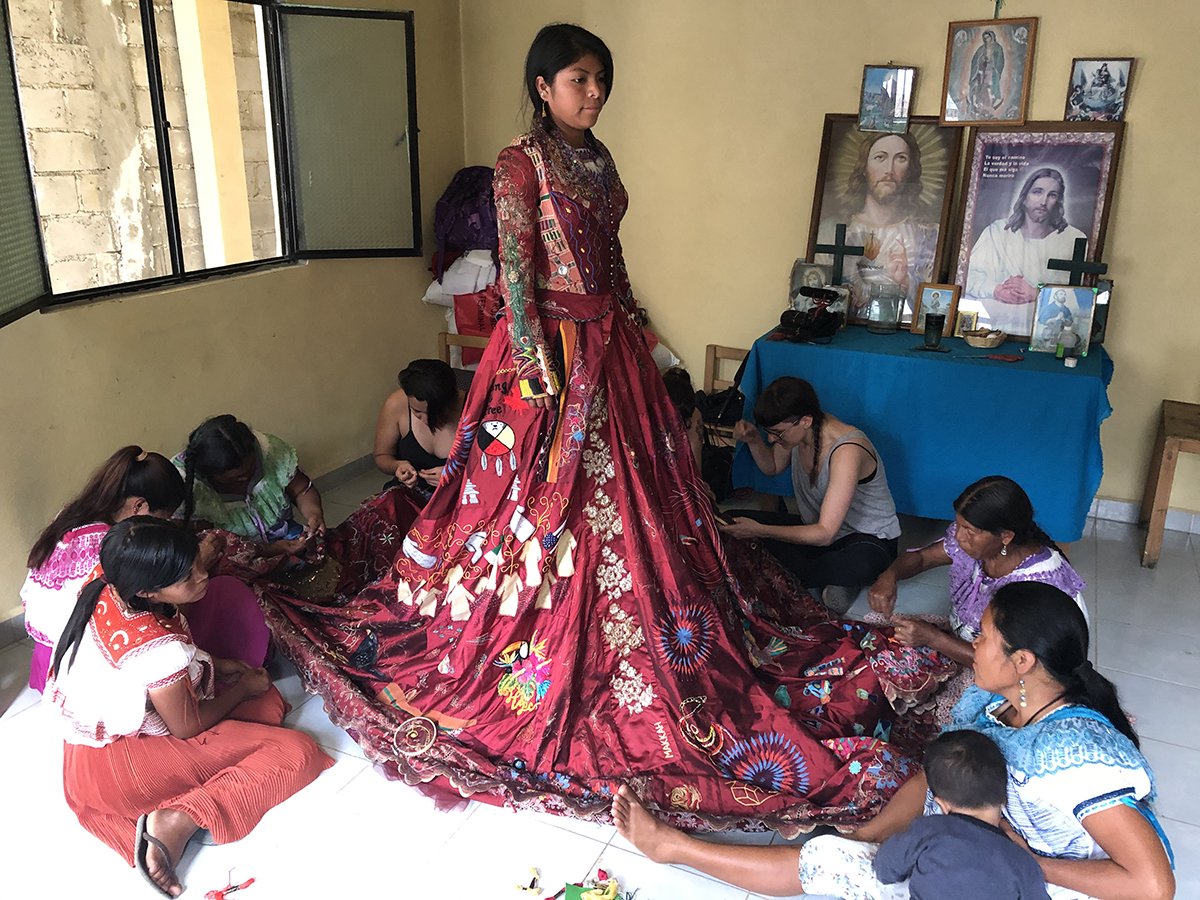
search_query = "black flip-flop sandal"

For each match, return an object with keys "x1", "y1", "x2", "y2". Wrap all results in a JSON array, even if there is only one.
[{"x1": 134, "y1": 813, "x2": 178, "y2": 897}]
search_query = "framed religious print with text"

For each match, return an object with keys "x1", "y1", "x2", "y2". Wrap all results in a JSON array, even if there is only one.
[
  {"x1": 941, "y1": 18, "x2": 1037, "y2": 126},
  {"x1": 951, "y1": 122, "x2": 1123, "y2": 339},
  {"x1": 807, "y1": 115, "x2": 962, "y2": 325}
]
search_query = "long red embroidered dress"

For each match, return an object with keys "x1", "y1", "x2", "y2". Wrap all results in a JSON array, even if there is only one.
[{"x1": 258, "y1": 122, "x2": 955, "y2": 835}]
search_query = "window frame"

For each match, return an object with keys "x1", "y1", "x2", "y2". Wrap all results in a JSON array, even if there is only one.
[
  {"x1": 3, "y1": 0, "x2": 421, "y2": 318},
  {"x1": 0, "y1": 0, "x2": 51, "y2": 329}
]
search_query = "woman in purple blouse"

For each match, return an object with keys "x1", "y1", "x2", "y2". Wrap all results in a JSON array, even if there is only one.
[{"x1": 868, "y1": 476, "x2": 1086, "y2": 683}]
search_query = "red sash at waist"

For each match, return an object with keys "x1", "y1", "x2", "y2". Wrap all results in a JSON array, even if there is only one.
[{"x1": 536, "y1": 289, "x2": 613, "y2": 323}]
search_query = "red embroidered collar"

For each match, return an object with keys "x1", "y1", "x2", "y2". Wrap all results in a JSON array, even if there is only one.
[{"x1": 87, "y1": 566, "x2": 190, "y2": 667}]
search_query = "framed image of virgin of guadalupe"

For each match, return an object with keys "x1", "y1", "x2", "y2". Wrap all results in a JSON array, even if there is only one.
[
  {"x1": 940, "y1": 18, "x2": 1037, "y2": 126},
  {"x1": 952, "y1": 122, "x2": 1123, "y2": 339},
  {"x1": 806, "y1": 114, "x2": 963, "y2": 325}
]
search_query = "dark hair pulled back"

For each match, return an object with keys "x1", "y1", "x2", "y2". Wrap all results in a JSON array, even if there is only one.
[
  {"x1": 27, "y1": 447, "x2": 185, "y2": 570},
  {"x1": 524, "y1": 23, "x2": 613, "y2": 126},
  {"x1": 753, "y1": 376, "x2": 825, "y2": 484},
  {"x1": 954, "y1": 475, "x2": 1055, "y2": 549},
  {"x1": 51, "y1": 517, "x2": 198, "y2": 676},
  {"x1": 661, "y1": 367, "x2": 697, "y2": 424},
  {"x1": 398, "y1": 359, "x2": 459, "y2": 431},
  {"x1": 990, "y1": 581, "x2": 1138, "y2": 747},
  {"x1": 182, "y1": 415, "x2": 256, "y2": 522}
]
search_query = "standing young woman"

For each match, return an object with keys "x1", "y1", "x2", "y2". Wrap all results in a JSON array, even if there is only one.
[
  {"x1": 255, "y1": 23, "x2": 956, "y2": 836},
  {"x1": 48, "y1": 518, "x2": 331, "y2": 897}
]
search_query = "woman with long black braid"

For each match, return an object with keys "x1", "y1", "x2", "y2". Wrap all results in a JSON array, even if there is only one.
[
  {"x1": 721, "y1": 376, "x2": 901, "y2": 613},
  {"x1": 47, "y1": 518, "x2": 331, "y2": 897}
]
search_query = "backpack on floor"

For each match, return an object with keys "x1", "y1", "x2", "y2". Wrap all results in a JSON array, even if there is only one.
[{"x1": 433, "y1": 166, "x2": 498, "y2": 280}]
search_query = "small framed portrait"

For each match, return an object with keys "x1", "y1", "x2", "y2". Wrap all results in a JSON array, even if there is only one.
[
  {"x1": 910, "y1": 282, "x2": 961, "y2": 336},
  {"x1": 952, "y1": 122, "x2": 1124, "y2": 338},
  {"x1": 858, "y1": 65, "x2": 916, "y2": 134},
  {"x1": 954, "y1": 310, "x2": 979, "y2": 337},
  {"x1": 941, "y1": 18, "x2": 1038, "y2": 126},
  {"x1": 1029, "y1": 285, "x2": 1097, "y2": 355},
  {"x1": 1065, "y1": 58, "x2": 1134, "y2": 122},
  {"x1": 788, "y1": 260, "x2": 832, "y2": 310}
]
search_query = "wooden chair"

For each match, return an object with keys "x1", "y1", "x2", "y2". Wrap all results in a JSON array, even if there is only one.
[
  {"x1": 437, "y1": 331, "x2": 489, "y2": 365},
  {"x1": 438, "y1": 332, "x2": 490, "y2": 391},
  {"x1": 703, "y1": 344, "x2": 749, "y2": 446},
  {"x1": 1138, "y1": 399, "x2": 1200, "y2": 567}
]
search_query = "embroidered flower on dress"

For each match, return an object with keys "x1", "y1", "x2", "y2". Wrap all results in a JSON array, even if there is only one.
[
  {"x1": 611, "y1": 659, "x2": 655, "y2": 715},
  {"x1": 601, "y1": 603, "x2": 644, "y2": 657},
  {"x1": 595, "y1": 546, "x2": 632, "y2": 600},
  {"x1": 584, "y1": 488, "x2": 622, "y2": 541}
]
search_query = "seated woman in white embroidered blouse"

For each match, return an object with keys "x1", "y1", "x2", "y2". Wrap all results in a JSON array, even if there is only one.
[
  {"x1": 47, "y1": 517, "x2": 332, "y2": 897},
  {"x1": 611, "y1": 582, "x2": 1174, "y2": 900}
]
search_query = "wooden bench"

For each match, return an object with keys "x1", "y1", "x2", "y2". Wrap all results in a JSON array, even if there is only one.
[
  {"x1": 1138, "y1": 399, "x2": 1200, "y2": 567},
  {"x1": 704, "y1": 344, "x2": 749, "y2": 446}
]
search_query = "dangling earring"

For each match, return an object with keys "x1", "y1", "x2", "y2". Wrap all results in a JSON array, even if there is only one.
[
  {"x1": 541, "y1": 97, "x2": 549, "y2": 119},
  {"x1": 1018, "y1": 678, "x2": 1027, "y2": 708},
  {"x1": 1000, "y1": 541, "x2": 1009, "y2": 557}
]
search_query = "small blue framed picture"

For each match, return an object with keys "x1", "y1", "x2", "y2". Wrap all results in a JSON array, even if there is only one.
[{"x1": 858, "y1": 65, "x2": 916, "y2": 134}]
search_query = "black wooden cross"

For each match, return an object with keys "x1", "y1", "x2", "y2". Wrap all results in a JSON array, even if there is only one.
[
  {"x1": 1047, "y1": 237, "x2": 1108, "y2": 286},
  {"x1": 814, "y1": 224, "x2": 866, "y2": 286}
]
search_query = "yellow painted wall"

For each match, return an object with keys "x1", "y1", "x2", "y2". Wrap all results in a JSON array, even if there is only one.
[
  {"x1": 461, "y1": 0, "x2": 1200, "y2": 513},
  {"x1": 0, "y1": 0, "x2": 462, "y2": 622}
]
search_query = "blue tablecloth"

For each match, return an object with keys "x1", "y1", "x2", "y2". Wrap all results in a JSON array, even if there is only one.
[{"x1": 732, "y1": 329, "x2": 1113, "y2": 542}]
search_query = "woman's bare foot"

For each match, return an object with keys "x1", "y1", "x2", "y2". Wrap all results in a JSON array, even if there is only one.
[
  {"x1": 140, "y1": 808, "x2": 199, "y2": 897},
  {"x1": 611, "y1": 785, "x2": 685, "y2": 864}
]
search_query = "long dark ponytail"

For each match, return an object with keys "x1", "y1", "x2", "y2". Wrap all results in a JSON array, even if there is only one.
[
  {"x1": 52, "y1": 517, "x2": 198, "y2": 676},
  {"x1": 990, "y1": 581, "x2": 1138, "y2": 747},
  {"x1": 28, "y1": 448, "x2": 185, "y2": 570},
  {"x1": 181, "y1": 415, "x2": 256, "y2": 522},
  {"x1": 753, "y1": 376, "x2": 825, "y2": 484}
]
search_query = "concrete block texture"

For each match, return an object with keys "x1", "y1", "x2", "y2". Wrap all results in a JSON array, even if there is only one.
[
  {"x1": 29, "y1": 130, "x2": 101, "y2": 173},
  {"x1": 11, "y1": 39, "x2": 94, "y2": 88},
  {"x1": 33, "y1": 174, "x2": 79, "y2": 215},
  {"x1": 18, "y1": 87, "x2": 67, "y2": 129},
  {"x1": 44, "y1": 215, "x2": 116, "y2": 257}
]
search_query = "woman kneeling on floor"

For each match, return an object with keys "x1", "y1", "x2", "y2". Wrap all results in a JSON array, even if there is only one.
[
  {"x1": 721, "y1": 376, "x2": 900, "y2": 614},
  {"x1": 47, "y1": 517, "x2": 332, "y2": 897}
]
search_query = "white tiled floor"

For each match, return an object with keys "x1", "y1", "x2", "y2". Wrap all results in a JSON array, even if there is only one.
[{"x1": 2, "y1": 492, "x2": 1197, "y2": 899}]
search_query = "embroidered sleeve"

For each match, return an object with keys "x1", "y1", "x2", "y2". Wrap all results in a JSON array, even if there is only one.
[{"x1": 494, "y1": 144, "x2": 558, "y2": 399}]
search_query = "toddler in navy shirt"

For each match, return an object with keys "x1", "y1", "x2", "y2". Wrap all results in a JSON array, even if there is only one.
[{"x1": 874, "y1": 730, "x2": 1051, "y2": 899}]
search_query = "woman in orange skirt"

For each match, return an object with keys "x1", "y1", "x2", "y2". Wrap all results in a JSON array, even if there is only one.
[{"x1": 47, "y1": 517, "x2": 332, "y2": 897}]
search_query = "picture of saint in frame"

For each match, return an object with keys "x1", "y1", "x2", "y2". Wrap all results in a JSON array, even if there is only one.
[
  {"x1": 953, "y1": 123, "x2": 1123, "y2": 338},
  {"x1": 941, "y1": 18, "x2": 1037, "y2": 126},
  {"x1": 1065, "y1": 58, "x2": 1134, "y2": 122},
  {"x1": 788, "y1": 261, "x2": 832, "y2": 310},
  {"x1": 807, "y1": 115, "x2": 962, "y2": 324},
  {"x1": 1029, "y1": 285, "x2": 1096, "y2": 355},
  {"x1": 858, "y1": 65, "x2": 916, "y2": 134}
]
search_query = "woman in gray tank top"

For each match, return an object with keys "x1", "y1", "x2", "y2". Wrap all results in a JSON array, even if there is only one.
[{"x1": 721, "y1": 377, "x2": 900, "y2": 614}]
